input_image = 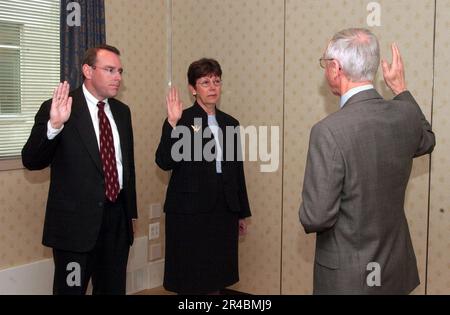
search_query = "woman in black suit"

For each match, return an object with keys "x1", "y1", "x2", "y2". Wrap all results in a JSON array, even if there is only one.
[{"x1": 156, "y1": 58, "x2": 251, "y2": 294}]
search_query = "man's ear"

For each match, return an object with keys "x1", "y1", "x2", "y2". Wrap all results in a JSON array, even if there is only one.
[
  {"x1": 82, "y1": 64, "x2": 93, "y2": 80},
  {"x1": 332, "y1": 61, "x2": 341, "y2": 80}
]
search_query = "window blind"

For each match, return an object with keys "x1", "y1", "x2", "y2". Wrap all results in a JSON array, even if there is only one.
[{"x1": 0, "y1": 0, "x2": 60, "y2": 158}]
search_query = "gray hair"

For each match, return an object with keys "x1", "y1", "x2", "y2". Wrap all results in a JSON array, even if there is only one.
[{"x1": 325, "y1": 28, "x2": 380, "y2": 82}]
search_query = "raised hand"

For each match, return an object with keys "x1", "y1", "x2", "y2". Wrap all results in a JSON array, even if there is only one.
[
  {"x1": 50, "y1": 81, "x2": 72, "y2": 129},
  {"x1": 166, "y1": 87, "x2": 183, "y2": 128},
  {"x1": 381, "y1": 43, "x2": 407, "y2": 95}
]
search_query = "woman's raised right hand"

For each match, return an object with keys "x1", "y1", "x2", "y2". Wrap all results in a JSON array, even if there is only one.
[{"x1": 166, "y1": 87, "x2": 183, "y2": 128}]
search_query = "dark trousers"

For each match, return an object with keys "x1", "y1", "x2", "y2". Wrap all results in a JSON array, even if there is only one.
[{"x1": 52, "y1": 194, "x2": 130, "y2": 295}]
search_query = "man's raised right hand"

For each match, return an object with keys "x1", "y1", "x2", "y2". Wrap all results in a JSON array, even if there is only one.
[{"x1": 49, "y1": 81, "x2": 73, "y2": 129}]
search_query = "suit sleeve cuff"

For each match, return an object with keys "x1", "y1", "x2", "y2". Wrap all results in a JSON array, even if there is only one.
[
  {"x1": 47, "y1": 120, "x2": 64, "y2": 140},
  {"x1": 393, "y1": 90, "x2": 411, "y2": 100}
]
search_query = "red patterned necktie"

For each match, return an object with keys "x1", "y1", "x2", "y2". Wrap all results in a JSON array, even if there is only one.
[{"x1": 97, "y1": 101, "x2": 120, "y2": 202}]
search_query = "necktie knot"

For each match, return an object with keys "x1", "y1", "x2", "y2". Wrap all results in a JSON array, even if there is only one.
[{"x1": 97, "y1": 101, "x2": 105, "y2": 111}]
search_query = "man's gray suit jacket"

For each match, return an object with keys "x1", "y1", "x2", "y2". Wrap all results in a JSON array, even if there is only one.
[{"x1": 299, "y1": 89, "x2": 435, "y2": 294}]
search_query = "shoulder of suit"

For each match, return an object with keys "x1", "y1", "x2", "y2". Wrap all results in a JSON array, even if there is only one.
[
  {"x1": 391, "y1": 92, "x2": 416, "y2": 107},
  {"x1": 311, "y1": 118, "x2": 329, "y2": 133},
  {"x1": 182, "y1": 104, "x2": 197, "y2": 115},
  {"x1": 109, "y1": 97, "x2": 130, "y2": 110},
  {"x1": 106, "y1": 97, "x2": 132, "y2": 118},
  {"x1": 314, "y1": 109, "x2": 343, "y2": 128},
  {"x1": 217, "y1": 109, "x2": 239, "y2": 126},
  {"x1": 69, "y1": 86, "x2": 84, "y2": 99},
  {"x1": 42, "y1": 97, "x2": 53, "y2": 107},
  {"x1": 389, "y1": 98, "x2": 423, "y2": 122},
  {"x1": 177, "y1": 105, "x2": 196, "y2": 123},
  {"x1": 173, "y1": 104, "x2": 197, "y2": 127}
]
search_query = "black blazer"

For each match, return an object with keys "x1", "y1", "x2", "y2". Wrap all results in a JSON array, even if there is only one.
[
  {"x1": 156, "y1": 102, "x2": 251, "y2": 218},
  {"x1": 22, "y1": 87, "x2": 137, "y2": 252}
]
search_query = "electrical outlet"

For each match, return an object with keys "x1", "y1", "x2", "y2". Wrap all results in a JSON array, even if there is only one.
[
  {"x1": 149, "y1": 203, "x2": 162, "y2": 219},
  {"x1": 148, "y1": 222, "x2": 160, "y2": 240}
]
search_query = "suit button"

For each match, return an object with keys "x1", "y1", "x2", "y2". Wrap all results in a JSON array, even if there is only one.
[{"x1": 98, "y1": 202, "x2": 103, "y2": 207}]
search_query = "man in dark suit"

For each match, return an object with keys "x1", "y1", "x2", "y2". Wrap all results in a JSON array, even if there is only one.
[
  {"x1": 299, "y1": 29, "x2": 435, "y2": 294},
  {"x1": 22, "y1": 44, "x2": 137, "y2": 295}
]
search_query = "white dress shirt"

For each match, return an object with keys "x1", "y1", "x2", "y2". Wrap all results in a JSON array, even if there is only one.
[
  {"x1": 340, "y1": 84, "x2": 374, "y2": 108},
  {"x1": 208, "y1": 114, "x2": 223, "y2": 174}
]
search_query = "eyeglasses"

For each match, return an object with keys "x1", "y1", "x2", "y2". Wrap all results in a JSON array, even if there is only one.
[
  {"x1": 319, "y1": 58, "x2": 335, "y2": 69},
  {"x1": 197, "y1": 79, "x2": 222, "y2": 88},
  {"x1": 92, "y1": 65, "x2": 124, "y2": 75},
  {"x1": 319, "y1": 57, "x2": 343, "y2": 70}
]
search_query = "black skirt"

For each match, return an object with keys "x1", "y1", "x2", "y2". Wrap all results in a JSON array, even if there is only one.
[{"x1": 163, "y1": 175, "x2": 240, "y2": 294}]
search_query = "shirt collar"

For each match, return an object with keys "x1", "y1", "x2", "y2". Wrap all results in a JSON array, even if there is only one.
[
  {"x1": 82, "y1": 84, "x2": 108, "y2": 107},
  {"x1": 340, "y1": 84, "x2": 374, "y2": 108}
]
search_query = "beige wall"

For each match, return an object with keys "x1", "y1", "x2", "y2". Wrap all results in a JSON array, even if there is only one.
[
  {"x1": 0, "y1": 168, "x2": 51, "y2": 269},
  {"x1": 0, "y1": 0, "x2": 448, "y2": 295}
]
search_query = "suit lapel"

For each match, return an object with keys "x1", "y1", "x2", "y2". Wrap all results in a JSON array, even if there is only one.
[
  {"x1": 70, "y1": 88, "x2": 103, "y2": 174},
  {"x1": 192, "y1": 102, "x2": 208, "y2": 129},
  {"x1": 191, "y1": 102, "x2": 209, "y2": 146},
  {"x1": 109, "y1": 99, "x2": 129, "y2": 173},
  {"x1": 215, "y1": 109, "x2": 227, "y2": 159}
]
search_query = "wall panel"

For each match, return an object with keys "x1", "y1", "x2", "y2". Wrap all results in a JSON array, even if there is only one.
[{"x1": 428, "y1": 0, "x2": 450, "y2": 295}]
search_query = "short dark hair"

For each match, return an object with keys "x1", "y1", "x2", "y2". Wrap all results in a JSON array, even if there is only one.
[
  {"x1": 82, "y1": 44, "x2": 121, "y2": 67},
  {"x1": 187, "y1": 58, "x2": 222, "y2": 87}
]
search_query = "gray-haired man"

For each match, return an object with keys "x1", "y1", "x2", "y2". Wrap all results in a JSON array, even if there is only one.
[{"x1": 299, "y1": 28, "x2": 435, "y2": 294}]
